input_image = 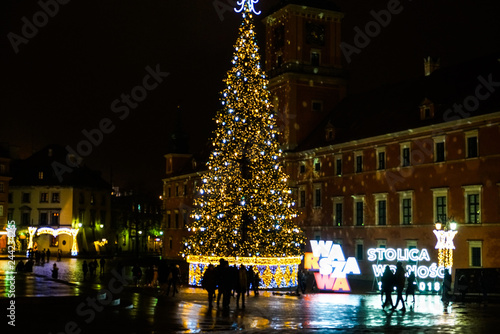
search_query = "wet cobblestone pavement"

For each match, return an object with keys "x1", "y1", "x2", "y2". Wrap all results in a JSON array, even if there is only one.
[{"x1": 2, "y1": 257, "x2": 500, "y2": 333}]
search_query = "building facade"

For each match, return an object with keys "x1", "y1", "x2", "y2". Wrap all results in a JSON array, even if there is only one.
[
  {"x1": 8, "y1": 145, "x2": 112, "y2": 256},
  {"x1": 162, "y1": 0, "x2": 500, "y2": 289},
  {"x1": 0, "y1": 147, "x2": 12, "y2": 252}
]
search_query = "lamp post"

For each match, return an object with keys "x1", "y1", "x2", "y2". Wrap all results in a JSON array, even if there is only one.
[{"x1": 433, "y1": 218, "x2": 458, "y2": 269}]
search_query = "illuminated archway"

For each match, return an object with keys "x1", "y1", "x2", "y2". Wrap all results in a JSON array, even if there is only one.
[{"x1": 35, "y1": 227, "x2": 79, "y2": 256}]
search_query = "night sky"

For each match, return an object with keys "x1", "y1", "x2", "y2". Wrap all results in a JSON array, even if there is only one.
[{"x1": 2, "y1": 0, "x2": 500, "y2": 194}]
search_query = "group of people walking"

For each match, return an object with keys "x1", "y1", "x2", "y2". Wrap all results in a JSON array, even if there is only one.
[
  {"x1": 131, "y1": 261, "x2": 182, "y2": 297},
  {"x1": 381, "y1": 262, "x2": 416, "y2": 312},
  {"x1": 201, "y1": 259, "x2": 260, "y2": 310},
  {"x1": 82, "y1": 258, "x2": 106, "y2": 279}
]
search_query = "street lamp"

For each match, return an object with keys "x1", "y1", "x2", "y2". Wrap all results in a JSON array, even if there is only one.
[{"x1": 433, "y1": 218, "x2": 458, "y2": 269}]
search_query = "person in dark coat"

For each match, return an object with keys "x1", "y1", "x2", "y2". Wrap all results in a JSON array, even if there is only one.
[
  {"x1": 405, "y1": 271, "x2": 416, "y2": 304},
  {"x1": 246, "y1": 266, "x2": 254, "y2": 296},
  {"x1": 51, "y1": 263, "x2": 59, "y2": 279},
  {"x1": 381, "y1": 266, "x2": 394, "y2": 309},
  {"x1": 202, "y1": 264, "x2": 217, "y2": 308},
  {"x1": 392, "y1": 262, "x2": 406, "y2": 312},
  {"x1": 46, "y1": 249, "x2": 51, "y2": 263},
  {"x1": 236, "y1": 265, "x2": 248, "y2": 308},
  {"x1": 442, "y1": 270, "x2": 452, "y2": 307},
  {"x1": 82, "y1": 260, "x2": 88, "y2": 280}
]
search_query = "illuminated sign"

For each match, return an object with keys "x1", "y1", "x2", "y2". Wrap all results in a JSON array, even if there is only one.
[
  {"x1": 304, "y1": 240, "x2": 360, "y2": 292},
  {"x1": 367, "y1": 247, "x2": 446, "y2": 292},
  {"x1": 234, "y1": 0, "x2": 261, "y2": 15}
]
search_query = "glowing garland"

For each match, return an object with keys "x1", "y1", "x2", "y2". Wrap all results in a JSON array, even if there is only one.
[
  {"x1": 187, "y1": 255, "x2": 301, "y2": 288},
  {"x1": 30, "y1": 227, "x2": 80, "y2": 256}
]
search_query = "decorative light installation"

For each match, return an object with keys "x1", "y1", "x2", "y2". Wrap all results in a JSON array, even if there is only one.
[
  {"x1": 434, "y1": 219, "x2": 457, "y2": 269},
  {"x1": 36, "y1": 227, "x2": 80, "y2": 256},
  {"x1": 187, "y1": 255, "x2": 301, "y2": 288},
  {"x1": 182, "y1": 0, "x2": 305, "y2": 289}
]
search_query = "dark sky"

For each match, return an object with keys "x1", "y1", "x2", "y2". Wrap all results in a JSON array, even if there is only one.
[{"x1": 1, "y1": 0, "x2": 500, "y2": 194}]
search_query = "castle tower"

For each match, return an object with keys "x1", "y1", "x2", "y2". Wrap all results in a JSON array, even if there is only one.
[{"x1": 264, "y1": 0, "x2": 346, "y2": 150}]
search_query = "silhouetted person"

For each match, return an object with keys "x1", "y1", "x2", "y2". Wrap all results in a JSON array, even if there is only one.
[
  {"x1": 132, "y1": 263, "x2": 142, "y2": 286},
  {"x1": 51, "y1": 263, "x2": 59, "y2": 279},
  {"x1": 46, "y1": 249, "x2": 51, "y2": 263},
  {"x1": 236, "y1": 264, "x2": 248, "y2": 308},
  {"x1": 167, "y1": 264, "x2": 180, "y2": 296},
  {"x1": 100, "y1": 258, "x2": 105, "y2": 275},
  {"x1": 82, "y1": 260, "x2": 88, "y2": 280},
  {"x1": 253, "y1": 271, "x2": 260, "y2": 296},
  {"x1": 202, "y1": 264, "x2": 217, "y2": 309},
  {"x1": 246, "y1": 266, "x2": 254, "y2": 296},
  {"x1": 405, "y1": 271, "x2": 416, "y2": 304},
  {"x1": 442, "y1": 270, "x2": 452, "y2": 307},
  {"x1": 381, "y1": 266, "x2": 394, "y2": 309},
  {"x1": 16, "y1": 260, "x2": 25, "y2": 272},
  {"x1": 392, "y1": 262, "x2": 406, "y2": 312}
]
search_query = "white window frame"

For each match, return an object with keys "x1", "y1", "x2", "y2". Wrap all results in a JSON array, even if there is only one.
[
  {"x1": 432, "y1": 188, "x2": 449, "y2": 223},
  {"x1": 400, "y1": 142, "x2": 411, "y2": 167},
  {"x1": 398, "y1": 190, "x2": 414, "y2": 225},
  {"x1": 465, "y1": 130, "x2": 479, "y2": 159},
  {"x1": 374, "y1": 193, "x2": 388, "y2": 226},
  {"x1": 333, "y1": 196, "x2": 344, "y2": 226},
  {"x1": 376, "y1": 146, "x2": 386, "y2": 170},
  {"x1": 462, "y1": 185, "x2": 482, "y2": 224},
  {"x1": 433, "y1": 135, "x2": 446, "y2": 163},
  {"x1": 352, "y1": 195, "x2": 365, "y2": 226},
  {"x1": 468, "y1": 240, "x2": 483, "y2": 267}
]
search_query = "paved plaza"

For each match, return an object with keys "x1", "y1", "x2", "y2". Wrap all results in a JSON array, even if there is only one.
[{"x1": 2, "y1": 257, "x2": 500, "y2": 333}]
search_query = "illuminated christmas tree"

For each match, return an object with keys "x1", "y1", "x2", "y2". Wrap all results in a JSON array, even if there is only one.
[{"x1": 182, "y1": 0, "x2": 305, "y2": 288}]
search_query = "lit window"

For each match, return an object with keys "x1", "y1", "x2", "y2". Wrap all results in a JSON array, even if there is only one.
[{"x1": 40, "y1": 193, "x2": 49, "y2": 203}]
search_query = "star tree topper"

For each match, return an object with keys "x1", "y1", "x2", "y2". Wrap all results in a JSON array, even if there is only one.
[{"x1": 235, "y1": 0, "x2": 261, "y2": 15}]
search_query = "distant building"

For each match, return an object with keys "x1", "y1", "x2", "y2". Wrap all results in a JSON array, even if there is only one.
[
  {"x1": 8, "y1": 145, "x2": 112, "y2": 256},
  {"x1": 0, "y1": 145, "x2": 12, "y2": 252},
  {"x1": 162, "y1": 0, "x2": 500, "y2": 289},
  {"x1": 111, "y1": 189, "x2": 164, "y2": 255}
]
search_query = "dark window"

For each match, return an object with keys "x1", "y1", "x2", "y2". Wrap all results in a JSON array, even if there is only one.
[
  {"x1": 176, "y1": 186, "x2": 179, "y2": 197},
  {"x1": 467, "y1": 136, "x2": 478, "y2": 158},
  {"x1": 402, "y1": 198, "x2": 412, "y2": 225},
  {"x1": 274, "y1": 24, "x2": 285, "y2": 48},
  {"x1": 436, "y1": 196, "x2": 447, "y2": 222},
  {"x1": 90, "y1": 194, "x2": 95, "y2": 205},
  {"x1": 467, "y1": 194, "x2": 480, "y2": 224},
  {"x1": 471, "y1": 247, "x2": 481, "y2": 267},
  {"x1": 402, "y1": 148, "x2": 410, "y2": 167},
  {"x1": 40, "y1": 212, "x2": 48, "y2": 225},
  {"x1": 300, "y1": 165, "x2": 305, "y2": 174},
  {"x1": 183, "y1": 210, "x2": 188, "y2": 227},
  {"x1": 356, "y1": 202, "x2": 363, "y2": 226},
  {"x1": 314, "y1": 188, "x2": 321, "y2": 207},
  {"x1": 356, "y1": 244, "x2": 364, "y2": 261},
  {"x1": 311, "y1": 52, "x2": 320, "y2": 66},
  {"x1": 408, "y1": 245, "x2": 417, "y2": 264},
  {"x1": 22, "y1": 193, "x2": 31, "y2": 203},
  {"x1": 21, "y1": 212, "x2": 30, "y2": 225},
  {"x1": 312, "y1": 101, "x2": 323, "y2": 112},
  {"x1": 184, "y1": 185, "x2": 187, "y2": 196},
  {"x1": 436, "y1": 142, "x2": 445, "y2": 162},
  {"x1": 378, "y1": 200, "x2": 387, "y2": 225},
  {"x1": 167, "y1": 214, "x2": 171, "y2": 229},
  {"x1": 314, "y1": 162, "x2": 321, "y2": 172},
  {"x1": 378, "y1": 152, "x2": 385, "y2": 170},
  {"x1": 336, "y1": 158, "x2": 342, "y2": 176},
  {"x1": 175, "y1": 212, "x2": 179, "y2": 229},
  {"x1": 356, "y1": 155, "x2": 363, "y2": 173},
  {"x1": 52, "y1": 192, "x2": 60, "y2": 203},
  {"x1": 299, "y1": 190, "x2": 306, "y2": 208},
  {"x1": 8, "y1": 192, "x2": 13, "y2": 203},
  {"x1": 335, "y1": 203, "x2": 342, "y2": 226},
  {"x1": 168, "y1": 188, "x2": 171, "y2": 197},
  {"x1": 79, "y1": 193, "x2": 85, "y2": 204},
  {"x1": 424, "y1": 108, "x2": 431, "y2": 118}
]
